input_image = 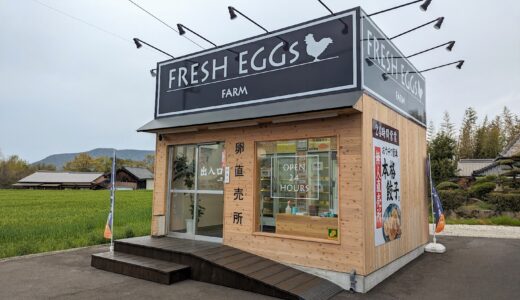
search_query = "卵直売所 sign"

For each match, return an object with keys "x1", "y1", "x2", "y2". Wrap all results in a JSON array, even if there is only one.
[
  {"x1": 155, "y1": 9, "x2": 357, "y2": 118},
  {"x1": 373, "y1": 120, "x2": 402, "y2": 246},
  {"x1": 362, "y1": 11, "x2": 426, "y2": 126}
]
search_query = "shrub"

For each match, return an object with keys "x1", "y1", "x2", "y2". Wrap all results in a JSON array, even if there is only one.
[
  {"x1": 486, "y1": 193, "x2": 520, "y2": 212},
  {"x1": 475, "y1": 175, "x2": 497, "y2": 184},
  {"x1": 438, "y1": 190, "x2": 468, "y2": 211},
  {"x1": 436, "y1": 181, "x2": 460, "y2": 190},
  {"x1": 124, "y1": 226, "x2": 135, "y2": 238},
  {"x1": 490, "y1": 216, "x2": 520, "y2": 226},
  {"x1": 469, "y1": 182, "x2": 496, "y2": 198}
]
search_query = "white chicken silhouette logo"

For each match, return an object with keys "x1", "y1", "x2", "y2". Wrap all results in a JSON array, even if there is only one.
[{"x1": 304, "y1": 33, "x2": 333, "y2": 62}]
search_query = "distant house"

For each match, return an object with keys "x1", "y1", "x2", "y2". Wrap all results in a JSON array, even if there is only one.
[
  {"x1": 457, "y1": 159, "x2": 495, "y2": 177},
  {"x1": 113, "y1": 167, "x2": 154, "y2": 190},
  {"x1": 500, "y1": 134, "x2": 520, "y2": 158},
  {"x1": 472, "y1": 134, "x2": 520, "y2": 177},
  {"x1": 13, "y1": 171, "x2": 105, "y2": 189}
]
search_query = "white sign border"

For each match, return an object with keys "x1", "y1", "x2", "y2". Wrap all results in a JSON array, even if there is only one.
[
  {"x1": 156, "y1": 10, "x2": 358, "y2": 118},
  {"x1": 360, "y1": 9, "x2": 427, "y2": 127}
]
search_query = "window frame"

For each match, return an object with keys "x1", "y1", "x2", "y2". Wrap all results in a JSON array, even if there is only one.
[{"x1": 253, "y1": 134, "x2": 342, "y2": 244}]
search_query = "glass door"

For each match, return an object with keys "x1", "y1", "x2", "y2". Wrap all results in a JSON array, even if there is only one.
[{"x1": 168, "y1": 142, "x2": 224, "y2": 241}]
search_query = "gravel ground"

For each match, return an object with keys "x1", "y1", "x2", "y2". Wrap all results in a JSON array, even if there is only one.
[{"x1": 429, "y1": 224, "x2": 520, "y2": 239}]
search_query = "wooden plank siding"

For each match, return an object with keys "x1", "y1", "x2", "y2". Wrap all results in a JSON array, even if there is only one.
[
  {"x1": 360, "y1": 94, "x2": 429, "y2": 274},
  {"x1": 149, "y1": 92, "x2": 428, "y2": 276}
]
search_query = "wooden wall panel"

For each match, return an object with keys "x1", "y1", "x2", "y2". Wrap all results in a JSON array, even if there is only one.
[
  {"x1": 154, "y1": 110, "x2": 366, "y2": 274},
  {"x1": 361, "y1": 94, "x2": 429, "y2": 274},
  {"x1": 151, "y1": 136, "x2": 168, "y2": 235}
]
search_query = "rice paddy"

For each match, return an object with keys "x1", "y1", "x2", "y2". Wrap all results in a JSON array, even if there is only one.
[{"x1": 0, "y1": 189, "x2": 152, "y2": 259}]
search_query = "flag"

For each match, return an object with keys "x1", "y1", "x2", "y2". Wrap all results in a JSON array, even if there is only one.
[
  {"x1": 104, "y1": 151, "x2": 116, "y2": 241},
  {"x1": 426, "y1": 156, "x2": 431, "y2": 179},
  {"x1": 104, "y1": 212, "x2": 112, "y2": 239},
  {"x1": 432, "y1": 187, "x2": 445, "y2": 233}
]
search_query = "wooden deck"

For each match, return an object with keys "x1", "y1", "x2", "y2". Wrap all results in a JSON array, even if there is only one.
[{"x1": 92, "y1": 236, "x2": 343, "y2": 300}]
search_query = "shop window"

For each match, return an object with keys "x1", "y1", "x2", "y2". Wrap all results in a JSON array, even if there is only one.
[{"x1": 256, "y1": 137, "x2": 339, "y2": 240}]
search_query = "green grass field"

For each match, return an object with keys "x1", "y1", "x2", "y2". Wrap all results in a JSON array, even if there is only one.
[{"x1": 0, "y1": 189, "x2": 152, "y2": 259}]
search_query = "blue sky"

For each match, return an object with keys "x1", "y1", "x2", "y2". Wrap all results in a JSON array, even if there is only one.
[{"x1": 1, "y1": 0, "x2": 519, "y2": 162}]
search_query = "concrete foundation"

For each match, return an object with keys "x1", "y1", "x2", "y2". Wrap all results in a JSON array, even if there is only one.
[{"x1": 289, "y1": 244, "x2": 425, "y2": 293}]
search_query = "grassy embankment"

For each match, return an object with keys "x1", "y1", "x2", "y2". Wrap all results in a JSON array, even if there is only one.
[{"x1": 0, "y1": 189, "x2": 151, "y2": 259}]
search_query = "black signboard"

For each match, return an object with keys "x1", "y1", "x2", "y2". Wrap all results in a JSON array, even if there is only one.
[
  {"x1": 361, "y1": 10, "x2": 426, "y2": 126},
  {"x1": 155, "y1": 9, "x2": 357, "y2": 118},
  {"x1": 372, "y1": 119, "x2": 400, "y2": 146}
]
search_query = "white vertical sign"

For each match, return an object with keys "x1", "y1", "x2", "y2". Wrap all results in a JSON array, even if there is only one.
[{"x1": 373, "y1": 120, "x2": 402, "y2": 246}]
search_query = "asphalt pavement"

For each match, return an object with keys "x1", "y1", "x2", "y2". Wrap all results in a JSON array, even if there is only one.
[
  {"x1": 333, "y1": 236, "x2": 520, "y2": 300},
  {"x1": 0, "y1": 236, "x2": 519, "y2": 300}
]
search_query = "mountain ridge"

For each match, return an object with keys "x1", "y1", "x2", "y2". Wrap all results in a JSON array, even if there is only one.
[{"x1": 32, "y1": 148, "x2": 154, "y2": 170}]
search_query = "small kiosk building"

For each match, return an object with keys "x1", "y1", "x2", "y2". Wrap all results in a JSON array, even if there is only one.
[{"x1": 126, "y1": 7, "x2": 428, "y2": 293}]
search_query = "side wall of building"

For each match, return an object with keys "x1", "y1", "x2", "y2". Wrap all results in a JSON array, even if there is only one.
[{"x1": 360, "y1": 94, "x2": 429, "y2": 274}]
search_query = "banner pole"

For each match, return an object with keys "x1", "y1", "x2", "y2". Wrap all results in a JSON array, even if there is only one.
[
  {"x1": 110, "y1": 151, "x2": 116, "y2": 253},
  {"x1": 428, "y1": 153, "x2": 436, "y2": 244}
]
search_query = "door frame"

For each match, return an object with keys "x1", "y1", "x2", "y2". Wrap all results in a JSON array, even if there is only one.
[{"x1": 165, "y1": 142, "x2": 224, "y2": 243}]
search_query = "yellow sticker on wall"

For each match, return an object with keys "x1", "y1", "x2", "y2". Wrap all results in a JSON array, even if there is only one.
[{"x1": 328, "y1": 228, "x2": 338, "y2": 240}]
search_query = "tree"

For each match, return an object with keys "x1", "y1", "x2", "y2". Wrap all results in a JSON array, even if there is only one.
[
  {"x1": 32, "y1": 163, "x2": 56, "y2": 171},
  {"x1": 481, "y1": 116, "x2": 504, "y2": 158},
  {"x1": 502, "y1": 106, "x2": 520, "y2": 146},
  {"x1": 473, "y1": 116, "x2": 489, "y2": 158},
  {"x1": 516, "y1": 115, "x2": 520, "y2": 138},
  {"x1": 63, "y1": 153, "x2": 96, "y2": 172},
  {"x1": 439, "y1": 111, "x2": 455, "y2": 139},
  {"x1": 144, "y1": 154, "x2": 155, "y2": 173},
  {"x1": 427, "y1": 121, "x2": 436, "y2": 145},
  {"x1": 496, "y1": 151, "x2": 520, "y2": 188},
  {"x1": 458, "y1": 107, "x2": 478, "y2": 159},
  {"x1": 428, "y1": 111, "x2": 458, "y2": 182},
  {"x1": 93, "y1": 156, "x2": 113, "y2": 173},
  {"x1": 0, "y1": 155, "x2": 34, "y2": 188},
  {"x1": 428, "y1": 131, "x2": 458, "y2": 182}
]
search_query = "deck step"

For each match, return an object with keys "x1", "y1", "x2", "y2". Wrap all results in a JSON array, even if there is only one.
[
  {"x1": 91, "y1": 252, "x2": 190, "y2": 284},
  {"x1": 93, "y1": 237, "x2": 344, "y2": 299}
]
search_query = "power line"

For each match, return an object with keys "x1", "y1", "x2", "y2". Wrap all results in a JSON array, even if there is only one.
[
  {"x1": 30, "y1": 0, "x2": 165, "y2": 58},
  {"x1": 30, "y1": 0, "x2": 130, "y2": 44},
  {"x1": 126, "y1": 0, "x2": 205, "y2": 50}
]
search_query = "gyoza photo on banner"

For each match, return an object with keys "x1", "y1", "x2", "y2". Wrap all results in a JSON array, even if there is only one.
[{"x1": 373, "y1": 120, "x2": 401, "y2": 246}]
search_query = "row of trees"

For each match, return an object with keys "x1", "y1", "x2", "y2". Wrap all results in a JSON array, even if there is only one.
[
  {"x1": 0, "y1": 150, "x2": 154, "y2": 188},
  {"x1": 62, "y1": 153, "x2": 154, "y2": 173},
  {"x1": 0, "y1": 155, "x2": 55, "y2": 188},
  {"x1": 455, "y1": 107, "x2": 520, "y2": 159},
  {"x1": 428, "y1": 106, "x2": 520, "y2": 182}
]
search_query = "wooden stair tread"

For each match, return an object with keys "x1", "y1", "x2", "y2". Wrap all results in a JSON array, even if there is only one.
[{"x1": 92, "y1": 252, "x2": 189, "y2": 273}]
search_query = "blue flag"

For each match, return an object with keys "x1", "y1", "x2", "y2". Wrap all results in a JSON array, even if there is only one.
[{"x1": 431, "y1": 186, "x2": 445, "y2": 233}]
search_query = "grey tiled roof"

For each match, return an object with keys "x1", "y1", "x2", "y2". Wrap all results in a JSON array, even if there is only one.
[
  {"x1": 18, "y1": 171, "x2": 104, "y2": 183},
  {"x1": 123, "y1": 167, "x2": 154, "y2": 180}
]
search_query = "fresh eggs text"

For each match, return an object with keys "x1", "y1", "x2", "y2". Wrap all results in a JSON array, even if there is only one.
[
  {"x1": 365, "y1": 29, "x2": 424, "y2": 102},
  {"x1": 167, "y1": 41, "x2": 300, "y2": 91}
]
